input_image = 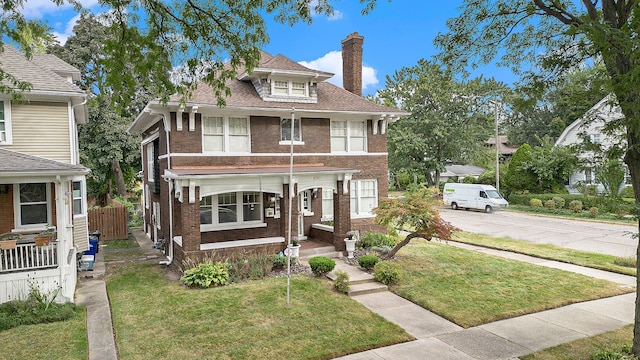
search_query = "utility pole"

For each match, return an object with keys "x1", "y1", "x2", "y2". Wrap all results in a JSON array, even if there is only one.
[{"x1": 494, "y1": 101, "x2": 500, "y2": 193}]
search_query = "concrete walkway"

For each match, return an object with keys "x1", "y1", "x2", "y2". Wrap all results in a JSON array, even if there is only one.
[
  {"x1": 77, "y1": 229, "x2": 637, "y2": 360},
  {"x1": 333, "y1": 241, "x2": 636, "y2": 360}
]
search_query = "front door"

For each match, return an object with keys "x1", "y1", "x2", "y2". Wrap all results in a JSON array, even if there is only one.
[{"x1": 298, "y1": 190, "x2": 311, "y2": 240}]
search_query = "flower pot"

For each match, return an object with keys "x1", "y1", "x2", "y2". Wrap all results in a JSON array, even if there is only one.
[
  {"x1": 0, "y1": 239, "x2": 17, "y2": 250},
  {"x1": 344, "y1": 238, "x2": 357, "y2": 259},
  {"x1": 34, "y1": 235, "x2": 51, "y2": 247},
  {"x1": 288, "y1": 244, "x2": 301, "y2": 258}
]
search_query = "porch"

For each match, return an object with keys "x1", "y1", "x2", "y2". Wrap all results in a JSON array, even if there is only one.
[{"x1": 0, "y1": 240, "x2": 58, "y2": 274}]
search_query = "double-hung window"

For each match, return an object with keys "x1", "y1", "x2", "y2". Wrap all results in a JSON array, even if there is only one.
[
  {"x1": 202, "y1": 116, "x2": 250, "y2": 153},
  {"x1": 0, "y1": 100, "x2": 12, "y2": 143},
  {"x1": 331, "y1": 120, "x2": 366, "y2": 152},
  {"x1": 322, "y1": 188, "x2": 334, "y2": 221},
  {"x1": 272, "y1": 80, "x2": 308, "y2": 97},
  {"x1": 350, "y1": 180, "x2": 378, "y2": 217},
  {"x1": 280, "y1": 118, "x2": 302, "y2": 143},
  {"x1": 16, "y1": 183, "x2": 50, "y2": 229},
  {"x1": 73, "y1": 181, "x2": 84, "y2": 216},
  {"x1": 200, "y1": 191, "x2": 263, "y2": 229}
]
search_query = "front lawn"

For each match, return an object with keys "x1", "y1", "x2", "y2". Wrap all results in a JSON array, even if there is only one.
[
  {"x1": 391, "y1": 239, "x2": 632, "y2": 328},
  {"x1": 453, "y1": 231, "x2": 637, "y2": 276},
  {"x1": 107, "y1": 263, "x2": 413, "y2": 360},
  {"x1": 0, "y1": 307, "x2": 88, "y2": 360}
]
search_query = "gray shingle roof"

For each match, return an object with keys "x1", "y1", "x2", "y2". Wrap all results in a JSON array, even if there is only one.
[
  {"x1": 170, "y1": 52, "x2": 406, "y2": 115},
  {"x1": 31, "y1": 53, "x2": 82, "y2": 81},
  {"x1": 0, "y1": 45, "x2": 84, "y2": 94},
  {"x1": 0, "y1": 148, "x2": 88, "y2": 175}
]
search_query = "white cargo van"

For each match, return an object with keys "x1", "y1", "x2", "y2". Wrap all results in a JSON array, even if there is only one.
[{"x1": 442, "y1": 183, "x2": 508, "y2": 213}]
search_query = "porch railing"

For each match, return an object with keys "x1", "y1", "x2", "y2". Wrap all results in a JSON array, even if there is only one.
[{"x1": 0, "y1": 242, "x2": 58, "y2": 274}]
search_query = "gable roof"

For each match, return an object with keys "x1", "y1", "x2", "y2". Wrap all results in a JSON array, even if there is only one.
[
  {"x1": 555, "y1": 94, "x2": 623, "y2": 146},
  {"x1": 0, "y1": 45, "x2": 84, "y2": 95},
  {"x1": 31, "y1": 53, "x2": 82, "y2": 82},
  {"x1": 0, "y1": 148, "x2": 88, "y2": 177}
]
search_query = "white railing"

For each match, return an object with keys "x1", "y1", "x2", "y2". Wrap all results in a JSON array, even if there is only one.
[{"x1": 0, "y1": 242, "x2": 58, "y2": 273}]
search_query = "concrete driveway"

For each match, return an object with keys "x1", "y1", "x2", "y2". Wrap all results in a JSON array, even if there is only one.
[{"x1": 439, "y1": 208, "x2": 639, "y2": 257}]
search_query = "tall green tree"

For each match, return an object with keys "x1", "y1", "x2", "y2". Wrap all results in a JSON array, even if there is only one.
[
  {"x1": 435, "y1": 1, "x2": 640, "y2": 352},
  {"x1": 48, "y1": 14, "x2": 152, "y2": 202},
  {"x1": 379, "y1": 59, "x2": 504, "y2": 186}
]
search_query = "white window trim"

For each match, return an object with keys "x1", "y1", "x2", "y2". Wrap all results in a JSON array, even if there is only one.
[
  {"x1": 72, "y1": 179, "x2": 87, "y2": 217},
  {"x1": 14, "y1": 183, "x2": 52, "y2": 231},
  {"x1": 146, "y1": 143, "x2": 154, "y2": 182},
  {"x1": 350, "y1": 179, "x2": 378, "y2": 218},
  {"x1": 279, "y1": 118, "x2": 304, "y2": 145},
  {"x1": 202, "y1": 115, "x2": 251, "y2": 154},
  {"x1": 0, "y1": 100, "x2": 13, "y2": 144},
  {"x1": 200, "y1": 191, "x2": 264, "y2": 232},
  {"x1": 330, "y1": 119, "x2": 368, "y2": 153},
  {"x1": 271, "y1": 79, "x2": 309, "y2": 97}
]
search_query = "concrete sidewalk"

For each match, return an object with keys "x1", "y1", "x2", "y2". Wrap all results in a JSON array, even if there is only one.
[{"x1": 333, "y1": 242, "x2": 636, "y2": 360}]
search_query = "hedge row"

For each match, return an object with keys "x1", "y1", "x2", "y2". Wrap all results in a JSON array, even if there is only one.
[{"x1": 507, "y1": 193, "x2": 635, "y2": 214}]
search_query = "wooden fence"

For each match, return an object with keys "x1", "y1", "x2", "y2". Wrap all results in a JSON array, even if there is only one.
[{"x1": 88, "y1": 205, "x2": 129, "y2": 240}]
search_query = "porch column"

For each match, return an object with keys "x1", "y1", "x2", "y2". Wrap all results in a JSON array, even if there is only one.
[
  {"x1": 180, "y1": 185, "x2": 201, "y2": 253},
  {"x1": 333, "y1": 180, "x2": 351, "y2": 251}
]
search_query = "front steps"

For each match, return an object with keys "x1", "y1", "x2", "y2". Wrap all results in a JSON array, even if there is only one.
[{"x1": 298, "y1": 243, "x2": 388, "y2": 297}]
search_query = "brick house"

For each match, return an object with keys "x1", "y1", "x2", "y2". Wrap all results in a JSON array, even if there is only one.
[
  {"x1": 128, "y1": 33, "x2": 407, "y2": 267},
  {"x1": 0, "y1": 45, "x2": 90, "y2": 303}
]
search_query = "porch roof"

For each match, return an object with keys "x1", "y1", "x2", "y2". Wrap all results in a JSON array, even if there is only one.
[
  {"x1": 0, "y1": 148, "x2": 89, "y2": 177},
  {"x1": 164, "y1": 165, "x2": 358, "y2": 179}
]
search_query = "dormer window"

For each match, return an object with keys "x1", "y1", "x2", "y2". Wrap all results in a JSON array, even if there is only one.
[{"x1": 271, "y1": 80, "x2": 308, "y2": 97}]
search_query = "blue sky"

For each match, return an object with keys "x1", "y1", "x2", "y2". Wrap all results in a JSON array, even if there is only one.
[{"x1": 23, "y1": 0, "x2": 517, "y2": 96}]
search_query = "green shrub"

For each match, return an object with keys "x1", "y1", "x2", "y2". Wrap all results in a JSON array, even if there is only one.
[
  {"x1": 530, "y1": 198, "x2": 543, "y2": 207},
  {"x1": 308, "y1": 256, "x2": 336, "y2": 276},
  {"x1": 620, "y1": 186, "x2": 634, "y2": 198},
  {"x1": 462, "y1": 176, "x2": 476, "y2": 184},
  {"x1": 552, "y1": 196, "x2": 565, "y2": 209},
  {"x1": 226, "y1": 253, "x2": 276, "y2": 282},
  {"x1": 358, "y1": 255, "x2": 380, "y2": 270},
  {"x1": 0, "y1": 284, "x2": 77, "y2": 331},
  {"x1": 359, "y1": 232, "x2": 396, "y2": 249},
  {"x1": 544, "y1": 199, "x2": 556, "y2": 210},
  {"x1": 589, "y1": 206, "x2": 599, "y2": 218},
  {"x1": 508, "y1": 193, "x2": 634, "y2": 214},
  {"x1": 569, "y1": 200, "x2": 583, "y2": 213},
  {"x1": 181, "y1": 262, "x2": 230, "y2": 288},
  {"x1": 333, "y1": 270, "x2": 350, "y2": 294},
  {"x1": 373, "y1": 261, "x2": 402, "y2": 285},
  {"x1": 271, "y1": 255, "x2": 287, "y2": 271}
]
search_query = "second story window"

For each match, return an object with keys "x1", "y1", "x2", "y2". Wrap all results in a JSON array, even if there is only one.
[
  {"x1": 331, "y1": 120, "x2": 366, "y2": 152},
  {"x1": 0, "y1": 100, "x2": 12, "y2": 144},
  {"x1": 203, "y1": 116, "x2": 250, "y2": 153},
  {"x1": 280, "y1": 118, "x2": 301, "y2": 143}
]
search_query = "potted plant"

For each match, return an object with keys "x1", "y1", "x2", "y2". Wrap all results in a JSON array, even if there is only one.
[
  {"x1": 34, "y1": 225, "x2": 55, "y2": 247},
  {"x1": 288, "y1": 238, "x2": 301, "y2": 258},
  {"x1": 0, "y1": 232, "x2": 21, "y2": 250},
  {"x1": 344, "y1": 230, "x2": 358, "y2": 259}
]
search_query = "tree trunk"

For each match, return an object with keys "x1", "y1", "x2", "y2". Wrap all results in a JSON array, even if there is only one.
[
  {"x1": 625, "y1": 127, "x2": 640, "y2": 355},
  {"x1": 382, "y1": 232, "x2": 432, "y2": 260},
  {"x1": 111, "y1": 159, "x2": 127, "y2": 197}
]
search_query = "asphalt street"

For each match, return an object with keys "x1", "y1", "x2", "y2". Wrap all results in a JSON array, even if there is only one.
[{"x1": 439, "y1": 208, "x2": 639, "y2": 257}]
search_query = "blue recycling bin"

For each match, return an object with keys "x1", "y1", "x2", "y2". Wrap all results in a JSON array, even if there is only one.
[{"x1": 84, "y1": 230, "x2": 100, "y2": 256}]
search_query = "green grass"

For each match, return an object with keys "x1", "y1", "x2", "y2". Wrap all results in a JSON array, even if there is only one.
[
  {"x1": 452, "y1": 231, "x2": 637, "y2": 276},
  {"x1": 107, "y1": 263, "x2": 413, "y2": 360},
  {"x1": 102, "y1": 233, "x2": 139, "y2": 250},
  {"x1": 0, "y1": 307, "x2": 88, "y2": 360},
  {"x1": 522, "y1": 324, "x2": 634, "y2": 360},
  {"x1": 391, "y1": 239, "x2": 633, "y2": 328}
]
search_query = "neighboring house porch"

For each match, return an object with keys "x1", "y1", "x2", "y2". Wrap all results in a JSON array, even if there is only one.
[{"x1": 0, "y1": 149, "x2": 89, "y2": 303}]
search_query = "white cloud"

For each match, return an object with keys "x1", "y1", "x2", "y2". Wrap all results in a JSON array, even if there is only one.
[
  {"x1": 52, "y1": 13, "x2": 81, "y2": 45},
  {"x1": 299, "y1": 51, "x2": 378, "y2": 91},
  {"x1": 21, "y1": 0, "x2": 99, "y2": 19},
  {"x1": 327, "y1": 10, "x2": 343, "y2": 21}
]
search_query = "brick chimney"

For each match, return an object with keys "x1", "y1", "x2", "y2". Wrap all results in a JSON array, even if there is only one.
[{"x1": 342, "y1": 32, "x2": 364, "y2": 96}]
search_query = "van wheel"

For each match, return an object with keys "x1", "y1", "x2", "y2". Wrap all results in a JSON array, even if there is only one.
[
  {"x1": 485, "y1": 205, "x2": 493, "y2": 213},
  {"x1": 451, "y1": 203, "x2": 459, "y2": 210}
]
